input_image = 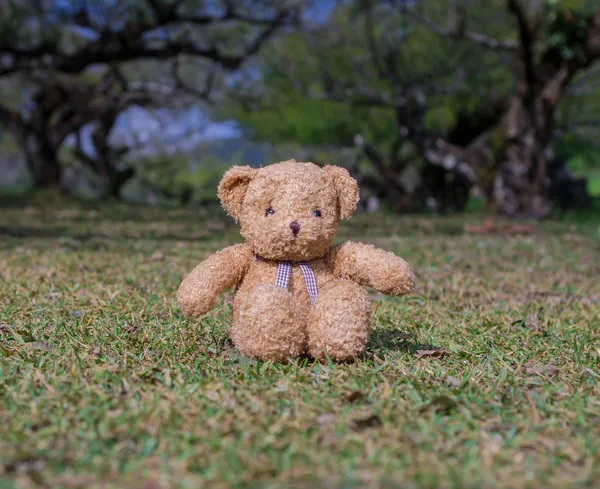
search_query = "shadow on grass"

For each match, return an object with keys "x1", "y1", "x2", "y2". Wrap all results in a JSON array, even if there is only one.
[
  {"x1": 367, "y1": 328, "x2": 439, "y2": 355},
  {"x1": 0, "y1": 198, "x2": 239, "y2": 249},
  {"x1": 216, "y1": 329, "x2": 439, "y2": 367},
  {"x1": 0, "y1": 225, "x2": 234, "y2": 244}
]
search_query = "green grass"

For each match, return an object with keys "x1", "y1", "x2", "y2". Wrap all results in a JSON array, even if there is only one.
[{"x1": 0, "y1": 197, "x2": 599, "y2": 489}]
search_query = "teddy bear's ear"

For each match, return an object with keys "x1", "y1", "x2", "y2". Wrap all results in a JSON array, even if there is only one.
[
  {"x1": 217, "y1": 165, "x2": 258, "y2": 222},
  {"x1": 323, "y1": 165, "x2": 359, "y2": 220}
]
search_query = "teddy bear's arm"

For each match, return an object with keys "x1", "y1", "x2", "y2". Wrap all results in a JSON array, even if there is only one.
[
  {"x1": 325, "y1": 241, "x2": 415, "y2": 296},
  {"x1": 177, "y1": 243, "x2": 253, "y2": 317}
]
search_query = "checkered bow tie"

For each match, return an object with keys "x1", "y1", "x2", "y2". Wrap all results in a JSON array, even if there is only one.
[{"x1": 254, "y1": 255, "x2": 318, "y2": 305}]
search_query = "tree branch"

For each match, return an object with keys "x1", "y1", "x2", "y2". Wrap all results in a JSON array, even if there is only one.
[
  {"x1": 507, "y1": 0, "x2": 537, "y2": 93},
  {"x1": 583, "y1": 12, "x2": 600, "y2": 62},
  {"x1": 0, "y1": 1, "x2": 298, "y2": 75},
  {"x1": 451, "y1": 0, "x2": 467, "y2": 38},
  {"x1": 363, "y1": 3, "x2": 389, "y2": 80},
  {"x1": 146, "y1": 0, "x2": 293, "y2": 27},
  {"x1": 169, "y1": 57, "x2": 218, "y2": 101},
  {"x1": 396, "y1": 2, "x2": 518, "y2": 51}
]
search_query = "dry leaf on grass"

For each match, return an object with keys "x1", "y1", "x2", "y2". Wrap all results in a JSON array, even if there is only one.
[
  {"x1": 525, "y1": 313, "x2": 541, "y2": 330},
  {"x1": 446, "y1": 376, "x2": 461, "y2": 387},
  {"x1": 24, "y1": 341, "x2": 53, "y2": 352},
  {"x1": 525, "y1": 364, "x2": 558, "y2": 376},
  {"x1": 345, "y1": 391, "x2": 366, "y2": 403},
  {"x1": 464, "y1": 220, "x2": 537, "y2": 236},
  {"x1": 513, "y1": 314, "x2": 542, "y2": 331},
  {"x1": 5, "y1": 456, "x2": 47, "y2": 474},
  {"x1": 315, "y1": 414, "x2": 335, "y2": 426},
  {"x1": 351, "y1": 414, "x2": 382, "y2": 431},
  {"x1": 124, "y1": 323, "x2": 139, "y2": 334},
  {"x1": 55, "y1": 209, "x2": 78, "y2": 220},
  {"x1": 415, "y1": 349, "x2": 448, "y2": 359},
  {"x1": 151, "y1": 251, "x2": 165, "y2": 261},
  {"x1": 485, "y1": 423, "x2": 516, "y2": 434},
  {"x1": 420, "y1": 395, "x2": 459, "y2": 415}
]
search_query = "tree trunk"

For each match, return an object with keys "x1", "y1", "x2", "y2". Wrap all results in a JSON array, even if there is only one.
[
  {"x1": 17, "y1": 130, "x2": 63, "y2": 189},
  {"x1": 491, "y1": 99, "x2": 553, "y2": 218},
  {"x1": 396, "y1": 8, "x2": 600, "y2": 218},
  {"x1": 32, "y1": 154, "x2": 62, "y2": 189},
  {"x1": 424, "y1": 48, "x2": 579, "y2": 219},
  {"x1": 488, "y1": 56, "x2": 572, "y2": 218},
  {"x1": 107, "y1": 166, "x2": 135, "y2": 198},
  {"x1": 1, "y1": 108, "x2": 62, "y2": 190}
]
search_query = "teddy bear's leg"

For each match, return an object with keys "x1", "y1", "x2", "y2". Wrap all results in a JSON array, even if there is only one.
[
  {"x1": 306, "y1": 280, "x2": 371, "y2": 362},
  {"x1": 231, "y1": 284, "x2": 306, "y2": 362}
]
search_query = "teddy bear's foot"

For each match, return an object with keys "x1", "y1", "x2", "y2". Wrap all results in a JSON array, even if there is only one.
[
  {"x1": 231, "y1": 284, "x2": 306, "y2": 362},
  {"x1": 306, "y1": 280, "x2": 371, "y2": 362}
]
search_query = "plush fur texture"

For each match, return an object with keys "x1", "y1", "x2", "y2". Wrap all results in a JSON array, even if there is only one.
[{"x1": 177, "y1": 159, "x2": 415, "y2": 362}]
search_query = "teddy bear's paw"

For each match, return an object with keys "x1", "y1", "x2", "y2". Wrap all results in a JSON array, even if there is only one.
[
  {"x1": 232, "y1": 284, "x2": 306, "y2": 362},
  {"x1": 307, "y1": 280, "x2": 371, "y2": 362}
]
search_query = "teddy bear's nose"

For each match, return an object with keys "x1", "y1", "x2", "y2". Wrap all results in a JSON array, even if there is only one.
[{"x1": 289, "y1": 221, "x2": 301, "y2": 236}]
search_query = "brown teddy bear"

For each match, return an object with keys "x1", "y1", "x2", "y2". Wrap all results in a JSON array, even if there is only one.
[{"x1": 177, "y1": 160, "x2": 415, "y2": 362}]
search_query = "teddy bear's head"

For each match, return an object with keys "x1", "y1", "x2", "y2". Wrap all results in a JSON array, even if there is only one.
[{"x1": 218, "y1": 160, "x2": 359, "y2": 261}]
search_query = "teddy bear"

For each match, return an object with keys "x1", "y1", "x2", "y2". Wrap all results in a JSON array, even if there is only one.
[{"x1": 177, "y1": 159, "x2": 415, "y2": 362}]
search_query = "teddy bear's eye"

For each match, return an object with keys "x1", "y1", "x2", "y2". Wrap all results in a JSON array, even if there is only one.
[
  {"x1": 265, "y1": 207, "x2": 275, "y2": 216},
  {"x1": 313, "y1": 209, "x2": 322, "y2": 217}
]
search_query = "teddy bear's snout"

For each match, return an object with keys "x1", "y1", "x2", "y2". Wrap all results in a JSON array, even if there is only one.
[{"x1": 289, "y1": 221, "x2": 301, "y2": 236}]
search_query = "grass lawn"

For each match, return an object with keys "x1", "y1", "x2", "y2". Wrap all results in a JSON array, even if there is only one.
[{"x1": 0, "y1": 196, "x2": 599, "y2": 489}]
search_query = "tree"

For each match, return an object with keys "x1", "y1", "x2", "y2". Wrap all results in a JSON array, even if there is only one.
[
  {"x1": 225, "y1": 0, "x2": 513, "y2": 212},
  {"x1": 0, "y1": 0, "x2": 301, "y2": 192},
  {"x1": 225, "y1": 0, "x2": 600, "y2": 217},
  {"x1": 0, "y1": 69, "x2": 155, "y2": 191},
  {"x1": 395, "y1": 0, "x2": 600, "y2": 217},
  {"x1": 68, "y1": 63, "x2": 219, "y2": 197}
]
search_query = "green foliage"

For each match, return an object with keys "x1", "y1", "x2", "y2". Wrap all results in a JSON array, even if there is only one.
[
  {"x1": 423, "y1": 105, "x2": 457, "y2": 134},
  {"x1": 130, "y1": 153, "x2": 191, "y2": 199},
  {"x1": 554, "y1": 133, "x2": 600, "y2": 169},
  {"x1": 184, "y1": 154, "x2": 239, "y2": 203},
  {"x1": 0, "y1": 2, "x2": 33, "y2": 45},
  {"x1": 224, "y1": 0, "x2": 513, "y2": 155},
  {"x1": 235, "y1": 98, "x2": 395, "y2": 148},
  {"x1": 554, "y1": 60, "x2": 600, "y2": 175},
  {"x1": 129, "y1": 152, "x2": 241, "y2": 204},
  {"x1": 543, "y1": 0, "x2": 597, "y2": 60}
]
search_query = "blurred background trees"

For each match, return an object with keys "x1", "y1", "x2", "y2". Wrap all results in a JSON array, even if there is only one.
[
  {"x1": 0, "y1": 0, "x2": 298, "y2": 197},
  {"x1": 1, "y1": 0, "x2": 599, "y2": 217},
  {"x1": 228, "y1": 0, "x2": 600, "y2": 217}
]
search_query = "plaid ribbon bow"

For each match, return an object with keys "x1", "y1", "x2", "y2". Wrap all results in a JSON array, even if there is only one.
[{"x1": 255, "y1": 255, "x2": 318, "y2": 305}]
